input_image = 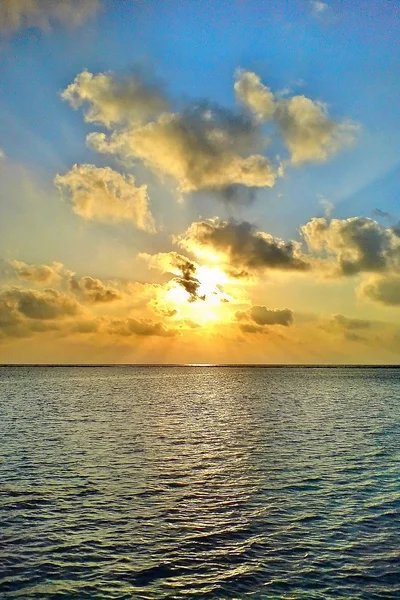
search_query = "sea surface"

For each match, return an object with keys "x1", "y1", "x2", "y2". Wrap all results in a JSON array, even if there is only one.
[{"x1": 0, "y1": 366, "x2": 400, "y2": 599}]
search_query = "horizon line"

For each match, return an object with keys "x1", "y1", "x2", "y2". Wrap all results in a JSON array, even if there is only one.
[{"x1": 1, "y1": 363, "x2": 400, "y2": 368}]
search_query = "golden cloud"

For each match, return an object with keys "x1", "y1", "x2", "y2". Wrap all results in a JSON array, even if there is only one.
[
  {"x1": 7, "y1": 260, "x2": 66, "y2": 283},
  {"x1": 235, "y1": 70, "x2": 358, "y2": 164},
  {"x1": 61, "y1": 71, "x2": 168, "y2": 127},
  {"x1": 55, "y1": 164, "x2": 155, "y2": 232},
  {"x1": 69, "y1": 276, "x2": 122, "y2": 303}
]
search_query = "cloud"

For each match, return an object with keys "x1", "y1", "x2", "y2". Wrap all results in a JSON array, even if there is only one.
[
  {"x1": 55, "y1": 164, "x2": 155, "y2": 232},
  {"x1": 0, "y1": 301, "x2": 59, "y2": 339},
  {"x1": 61, "y1": 71, "x2": 168, "y2": 128},
  {"x1": 177, "y1": 218, "x2": 309, "y2": 277},
  {"x1": 105, "y1": 317, "x2": 178, "y2": 338},
  {"x1": 87, "y1": 102, "x2": 277, "y2": 196},
  {"x1": 63, "y1": 68, "x2": 356, "y2": 204},
  {"x1": 0, "y1": 296, "x2": 24, "y2": 335},
  {"x1": 0, "y1": 267, "x2": 183, "y2": 342},
  {"x1": 275, "y1": 96, "x2": 356, "y2": 164},
  {"x1": 72, "y1": 318, "x2": 101, "y2": 334},
  {"x1": 319, "y1": 313, "x2": 372, "y2": 342},
  {"x1": 319, "y1": 197, "x2": 334, "y2": 217},
  {"x1": 234, "y1": 71, "x2": 276, "y2": 120},
  {"x1": 0, "y1": 148, "x2": 5, "y2": 159},
  {"x1": 234, "y1": 70, "x2": 357, "y2": 164},
  {"x1": 309, "y1": 1, "x2": 336, "y2": 23},
  {"x1": 371, "y1": 209, "x2": 400, "y2": 238},
  {"x1": 0, "y1": 0, "x2": 100, "y2": 34},
  {"x1": 140, "y1": 251, "x2": 204, "y2": 302},
  {"x1": 7, "y1": 259, "x2": 65, "y2": 283},
  {"x1": 70, "y1": 276, "x2": 122, "y2": 303},
  {"x1": 238, "y1": 323, "x2": 267, "y2": 334},
  {"x1": 140, "y1": 251, "x2": 197, "y2": 278},
  {"x1": 372, "y1": 208, "x2": 391, "y2": 220},
  {"x1": 237, "y1": 305, "x2": 293, "y2": 327},
  {"x1": 392, "y1": 224, "x2": 400, "y2": 238},
  {"x1": 4, "y1": 260, "x2": 123, "y2": 304},
  {"x1": 329, "y1": 314, "x2": 371, "y2": 330},
  {"x1": 301, "y1": 217, "x2": 400, "y2": 276},
  {"x1": 0, "y1": 286, "x2": 81, "y2": 339},
  {"x1": 311, "y1": 1, "x2": 329, "y2": 14},
  {"x1": 0, "y1": 287, "x2": 81, "y2": 320},
  {"x1": 360, "y1": 274, "x2": 400, "y2": 306},
  {"x1": 66, "y1": 314, "x2": 179, "y2": 338}
]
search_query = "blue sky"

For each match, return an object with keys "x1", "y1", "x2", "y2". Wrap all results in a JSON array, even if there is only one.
[
  {"x1": 0, "y1": 0, "x2": 400, "y2": 363},
  {"x1": 2, "y1": 1, "x2": 399, "y2": 233}
]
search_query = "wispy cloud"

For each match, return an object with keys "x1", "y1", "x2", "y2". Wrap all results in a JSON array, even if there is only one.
[{"x1": 0, "y1": 0, "x2": 100, "y2": 34}]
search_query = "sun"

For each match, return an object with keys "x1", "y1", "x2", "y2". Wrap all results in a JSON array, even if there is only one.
[{"x1": 164, "y1": 265, "x2": 231, "y2": 325}]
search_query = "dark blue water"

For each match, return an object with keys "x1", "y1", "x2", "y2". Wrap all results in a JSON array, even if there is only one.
[{"x1": 1, "y1": 366, "x2": 399, "y2": 599}]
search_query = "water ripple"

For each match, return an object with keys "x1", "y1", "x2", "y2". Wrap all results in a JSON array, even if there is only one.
[{"x1": 1, "y1": 366, "x2": 400, "y2": 599}]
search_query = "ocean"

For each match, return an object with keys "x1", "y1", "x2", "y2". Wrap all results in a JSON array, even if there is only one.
[{"x1": 1, "y1": 366, "x2": 399, "y2": 599}]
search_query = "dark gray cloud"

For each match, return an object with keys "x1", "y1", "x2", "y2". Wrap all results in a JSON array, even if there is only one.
[
  {"x1": 1, "y1": 288, "x2": 81, "y2": 320},
  {"x1": 171, "y1": 254, "x2": 205, "y2": 303},
  {"x1": 0, "y1": 288, "x2": 77, "y2": 339},
  {"x1": 302, "y1": 216, "x2": 400, "y2": 276},
  {"x1": 178, "y1": 219, "x2": 309, "y2": 277},
  {"x1": 140, "y1": 251, "x2": 208, "y2": 302},
  {"x1": 371, "y1": 209, "x2": 400, "y2": 239},
  {"x1": 372, "y1": 208, "x2": 391, "y2": 219},
  {"x1": 87, "y1": 101, "x2": 277, "y2": 198},
  {"x1": 207, "y1": 184, "x2": 258, "y2": 206},
  {"x1": 392, "y1": 224, "x2": 400, "y2": 238}
]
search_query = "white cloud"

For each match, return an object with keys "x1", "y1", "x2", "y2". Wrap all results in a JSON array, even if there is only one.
[{"x1": 311, "y1": 1, "x2": 329, "y2": 15}]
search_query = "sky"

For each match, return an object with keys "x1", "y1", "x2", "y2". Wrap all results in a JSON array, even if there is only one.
[{"x1": 0, "y1": 0, "x2": 400, "y2": 364}]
